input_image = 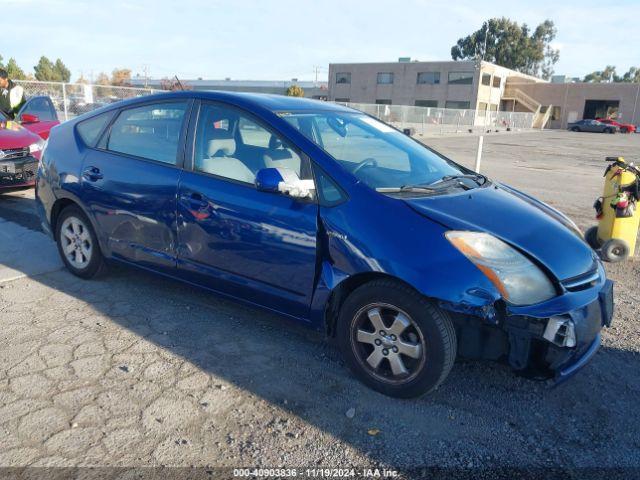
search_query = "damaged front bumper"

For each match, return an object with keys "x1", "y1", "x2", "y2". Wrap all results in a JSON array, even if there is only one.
[
  {"x1": 446, "y1": 262, "x2": 613, "y2": 383},
  {"x1": 0, "y1": 157, "x2": 39, "y2": 188}
]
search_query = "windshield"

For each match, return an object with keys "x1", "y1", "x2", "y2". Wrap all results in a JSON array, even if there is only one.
[{"x1": 280, "y1": 111, "x2": 467, "y2": 191}]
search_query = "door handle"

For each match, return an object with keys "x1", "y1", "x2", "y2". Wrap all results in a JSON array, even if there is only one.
[
  {"x1": 82, "y1": 166, "x2": 103, "y2": 181},
  {"x1": 181, "y1": 192, "x2": 208, "y2": 209}
]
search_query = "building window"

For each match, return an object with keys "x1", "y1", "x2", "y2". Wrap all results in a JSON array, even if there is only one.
[
  {"x1": 492, "y1": 76, "x2": 502, "y2": 88},
  {"x1": 375, "y1": 99, "x2": 392, "y2": 105},
  {"x1": 448, "y1": 72, "x2": 474, "y2": 85},
  {"x1": 417, "y1": 72, "x2": 440, "y2": 85},
  {"x1": 445, "y1": 100, "x2": 471, "y2": 109},
  {"x1": 415, "y1": 100, "x2": 438, "y2": 108},
  {"x1": 477, "y1": 102, "x2": 488, "y2": 116},
  {"x1": 335, "y1": 72, "x2": 351, "y2": 84},
  {"x1": 481, "y1": 73, "x2": 491, "y2": 86},
  {"x1": 377, "y1": 72, "x2": 394, "y2": 84},
  {"x1": 551, "y1": 106, "x2": 561, "y2": 121},
  {"x1": 334, "y1": 98, "x2": 350, "y2": 103}
]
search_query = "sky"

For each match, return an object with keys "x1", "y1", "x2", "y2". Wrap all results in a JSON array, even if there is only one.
[{"x1": 2, "y1": 0, "x2": 640, "y2": 82}]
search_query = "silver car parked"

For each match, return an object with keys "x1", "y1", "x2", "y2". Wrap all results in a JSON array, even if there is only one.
[{"x1": 568, "y1": 119, "x2": 618, "y2": 133}]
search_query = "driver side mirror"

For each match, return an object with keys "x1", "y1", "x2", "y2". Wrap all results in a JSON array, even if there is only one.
[
  {"x1": 20, "y1": 113, "x2": 40, "y2": 124},
  {"x1": 255, "y1": 167, "x2": 315, "y2": 200}
]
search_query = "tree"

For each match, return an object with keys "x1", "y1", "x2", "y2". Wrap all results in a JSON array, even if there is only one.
[
  {"x1": 111, "y1": 68, "x2": 131, "y2": 86},
  {"x1": 451, "y1": 18, "x2": 560, "y2": 79},
  {"x1": 34, "y1": 56, "x2": 56, "y2": 81},
  {"x1": 583, "y1": 66, "x2": 618, "y2": 83},
  {"x1": 33, "y1": 56, "x2": 70, "y2": 82},
  {"x1": 583, "y1": 66, "x2": 640, "y2": 83},
  {"x1": 5, "y1": 58, "x2": 26, "y2": 79},
  {"x1": 621, "y1": 67, "x2": 640, "y2": 83},
  {"x1": 54, "y1": 59, "x2": 71, "y2": 82},
  {"x1": 95, "y1": 72, "x2": 111, "y2": 85},
  {"x1": 286, "y1": 85, "x2": 304, "y2": 97},
  {"x1": 160, "y1": 77, "x2": 191, "y2": 91}
]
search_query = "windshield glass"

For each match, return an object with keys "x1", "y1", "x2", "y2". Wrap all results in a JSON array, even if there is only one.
[{"x1": 280, "y1": 111, "x2": 466, "y2": 190}]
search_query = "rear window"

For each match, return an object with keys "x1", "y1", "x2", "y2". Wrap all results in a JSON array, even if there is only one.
[
  {"x1": 76, "y1": 112, "x2": 114, "y2": 146},
  {"x1": 106, "y1": 102, "x2": 188, "y2": 164}
]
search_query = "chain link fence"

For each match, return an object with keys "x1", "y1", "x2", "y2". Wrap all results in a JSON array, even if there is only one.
[
  {"x1": 14, "y1": 81, "x2": 536, "y2": 136},
  {"x1": 15, "y1": 80, "x2": 163, "y2": 121},
  {"x1": 342, "y1": 102, "x2": 536, "y2": 136}
]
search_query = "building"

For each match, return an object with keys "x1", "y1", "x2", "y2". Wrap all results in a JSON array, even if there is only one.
[
  {"x1": 130, "y1": 78, "x2": 329, "y2": 100},
  {"x1": 510, "y1": 80, "x2": 640, "y2": 129},
  {"x1": 328, "y1": 58, "x2": 640, "y2": 129},
  {"x1": 328, "y1": 58, "x2": 542, "y2": 112}
]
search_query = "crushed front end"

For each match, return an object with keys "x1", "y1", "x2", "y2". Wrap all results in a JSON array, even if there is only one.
[{"x1": 443, "y1": 260, "x2": 613, "y2": 382}]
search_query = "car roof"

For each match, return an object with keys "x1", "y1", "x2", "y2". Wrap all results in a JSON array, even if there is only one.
[{"x1": 96, "y1": 90, "x2": 356, "y2": 115}]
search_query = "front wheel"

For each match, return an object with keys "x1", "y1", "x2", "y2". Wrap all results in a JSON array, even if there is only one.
[
  {"x1": 337, "y1": 280, "x2": 457, "y2": 398},
  {"x1": 571, "y1": 127, "x2": 580, "y2": 132},
  {"x1": 55, "y1": 206, "x2": 105, "y2": 279}
]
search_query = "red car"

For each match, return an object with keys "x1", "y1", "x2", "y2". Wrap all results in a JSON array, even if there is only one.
[
  {"x1": 0, "y1": 96, "x2": 60, "y2": 190},
  {"x1": 596, "y1": 117, "x2": 636, "y2": 133}
]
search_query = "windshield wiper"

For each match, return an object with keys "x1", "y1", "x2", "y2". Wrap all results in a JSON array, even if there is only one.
[
  {"x1": 432, "y1": 173, "x2": 488, "y2": 186},
  {"x1": 376, "y1": 185, "x2": 440, "y2": 194}
]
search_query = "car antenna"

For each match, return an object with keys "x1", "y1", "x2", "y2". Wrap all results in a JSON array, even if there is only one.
[{"x1": 174, "y1": 76, "x2": 185, "y2": 91}]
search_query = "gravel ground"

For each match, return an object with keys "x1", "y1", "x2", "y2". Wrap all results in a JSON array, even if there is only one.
[{"x1": 0, "y1": 130, "x2": 639, "y2": 476}]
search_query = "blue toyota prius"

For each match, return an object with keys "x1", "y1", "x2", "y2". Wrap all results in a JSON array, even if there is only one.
[{"x1": 35, "y1": 91, "x2": 613, "y2": 397}]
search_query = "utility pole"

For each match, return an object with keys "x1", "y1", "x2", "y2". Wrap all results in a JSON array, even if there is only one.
[
  {"x1": 312, "y1": 65, "x2": 324, "y2": 85},
  {"x1": 142, "y1": 65, "x2": 150, "y2": 88}
]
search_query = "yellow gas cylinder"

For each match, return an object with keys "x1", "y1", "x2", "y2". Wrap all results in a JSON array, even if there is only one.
[{"x1": 586, "y1": 157, "x2": 640, "y2": 262}]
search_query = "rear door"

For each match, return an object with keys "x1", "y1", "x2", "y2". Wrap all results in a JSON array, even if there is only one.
[
  {"x1": 80, "y1": 99, "x2": 192, "y2": 271},
  {"x1": 176, "y1": 101, "x2": 318, "y2": 318}
]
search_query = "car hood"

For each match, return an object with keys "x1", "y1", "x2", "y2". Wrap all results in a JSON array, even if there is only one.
[
  {"x1": 403, "y1": 184, "x2": 595, "y2": 281},
  {"x1": 0, "y1": 120, "x2": 41, "y2": 149}
]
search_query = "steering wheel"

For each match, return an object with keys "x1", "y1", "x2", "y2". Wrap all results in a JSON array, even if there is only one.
[{"x1": 351, "y1": 158, "x2": 378, "y2": 175}]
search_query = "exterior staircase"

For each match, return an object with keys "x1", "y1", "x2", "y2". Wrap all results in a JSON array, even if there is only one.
[{"x1": 502, "y1": 85, "x2": 552, "y2": 129}]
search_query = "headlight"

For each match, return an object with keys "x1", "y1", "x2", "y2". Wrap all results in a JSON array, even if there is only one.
[
  {"x1": 29, "y1": 139, "x2": 45, "y2": 154},
  {"x1": 446, "y1": 231, "x2": 556, "y2": 306}
]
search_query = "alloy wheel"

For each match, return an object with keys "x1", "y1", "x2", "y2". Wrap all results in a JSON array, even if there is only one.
[
  {"x1": 350, "y1": 303, "x2": 426, "y2": 385},
  {"x1": 60, "y1": 216, "x2": 93, "y2": 269}
]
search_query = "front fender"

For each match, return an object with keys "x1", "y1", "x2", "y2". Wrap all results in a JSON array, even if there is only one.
[{"x1": 310, "y1": 183, "x2": 501, "y2": 329}]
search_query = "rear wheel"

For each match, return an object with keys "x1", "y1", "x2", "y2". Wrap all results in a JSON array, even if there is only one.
[
  {"x1": 585, "y1": 226, "x2": 600, "y2": 250},
  {"x1": 55, "y1": 206, "x2": 105, "y2": 279},
  {"x1": 601, "y1": 238, "x2": 630, "y2": 263},
  {"x1": 337, "y1": 280, "x2": 457, "y2": 398}
]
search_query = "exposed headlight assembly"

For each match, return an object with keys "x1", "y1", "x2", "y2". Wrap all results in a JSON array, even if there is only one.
[{"x1": 446, "y1": 231, "x2": 556, "y2": 306}]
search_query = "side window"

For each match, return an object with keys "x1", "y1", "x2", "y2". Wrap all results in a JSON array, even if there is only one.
[
  {"x1": 22, "y1": 97, "x2": 58, "y2": 121},
  {"x1": 194, "y1": 103, "x2": 309, "y2": 184},
  {"x1": 77, "y1": 111, "x2": 114, "y2": 146},
  {"x1": 238, "y1": 117, "x2": 271, "y2": 148},
  {"x1": 314, "y1": 166, "x2": 347, "y2": 207},
  {"x1": 106, "y1": 102, "x2": 188, "y2": 164}
]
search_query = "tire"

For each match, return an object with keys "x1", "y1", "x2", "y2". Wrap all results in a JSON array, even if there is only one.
[
  {"x1": 337, "y1": 280, "x2": 457, "y2": 398},
  {"x1": 584, "y1": 226, "x2": 600, "y2": 250},
  {"x1": 55, "y1": 205, "x2": 105, "y2": 279},
  {"x1": 571, "y1": 127, "x2": 580, "y2": 132},
  {"x1": 601, "y1": 238, "x2": 630, "y2": 263}
]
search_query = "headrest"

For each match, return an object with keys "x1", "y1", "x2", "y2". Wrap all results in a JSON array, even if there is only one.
[
  {"x1": 207, "y1": 131, "x2": 236, "y2": 157},
  {"x1": 268, "y1": 135, "x2": 283, "y2": 150}
]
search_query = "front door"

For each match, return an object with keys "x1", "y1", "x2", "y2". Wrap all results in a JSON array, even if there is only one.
[
  {"x1": 18, "y1": 96, "x2": 60, "y2": 139},
  {"x1": 176, "y1": 101, "x2": 318, "y2": 318},
  {"x1": 80, "y1": 99, "x2": 191, "y2": 270}
]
